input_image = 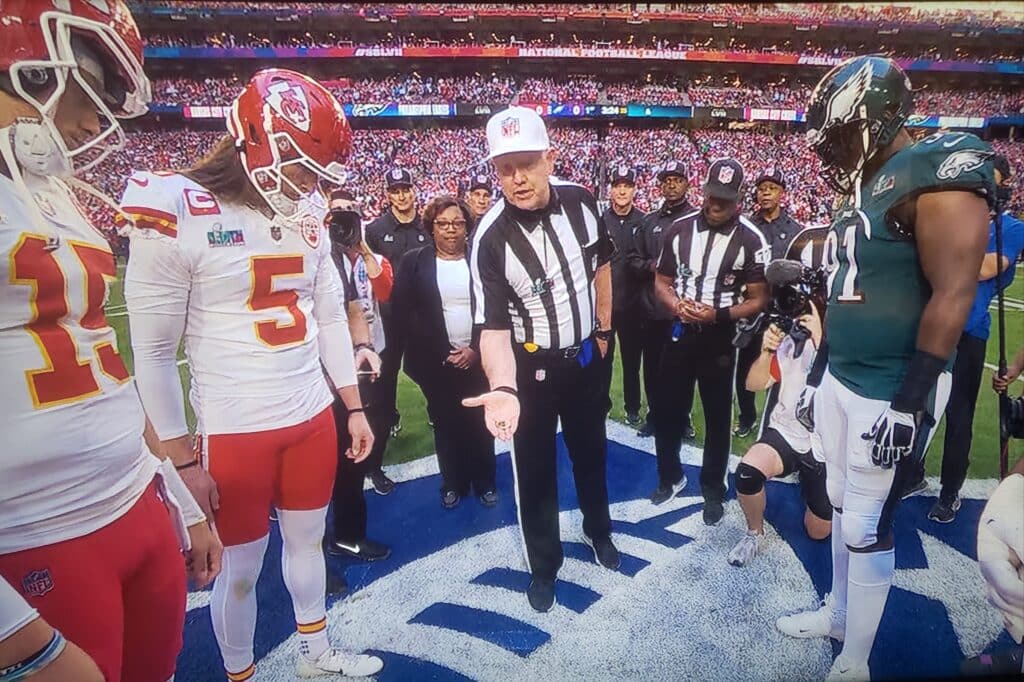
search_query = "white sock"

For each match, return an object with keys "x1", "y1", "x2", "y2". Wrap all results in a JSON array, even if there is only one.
[
  {"x1": 830, "y1": 511, "x2": 849, "y2": 613},
  {"x1": 841, "y1": 547, "x2": 895, "y2": 669},
  {"x1": 211, "y1": 536, "x2": 269, "y2": 679},
  {"x1": 279, "y1": 507, "x2": 331, "y2": 662}
]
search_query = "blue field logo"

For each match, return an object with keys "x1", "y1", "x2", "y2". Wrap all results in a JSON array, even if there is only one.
[{"x1": 177, "y1": 424, "x2": 1010, "y2": 681}]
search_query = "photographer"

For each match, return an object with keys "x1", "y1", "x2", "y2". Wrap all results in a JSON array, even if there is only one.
[
  {"x1": 728, "y1": 261, "x2": 832, "y2": 568},
  {"x1": 324, "y1": 189, "x2": 393, "y2": 562}
]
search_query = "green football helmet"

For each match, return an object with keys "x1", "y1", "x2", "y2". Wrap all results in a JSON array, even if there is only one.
[{"x1": 805, "y1": 55, "x2": 914, "y2": 195}]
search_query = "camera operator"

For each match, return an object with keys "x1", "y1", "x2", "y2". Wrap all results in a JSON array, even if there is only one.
[
  {"x1": 734, "y1": 170, "x2": 805, "y2": 438},
  {"x1": 727, "y1": 260, "x2": 832, "y2": 568},
  {"x1": 323, "y1": 189, "x2": 393, "y2": 563}
]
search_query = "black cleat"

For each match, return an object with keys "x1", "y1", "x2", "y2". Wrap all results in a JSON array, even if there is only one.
[
  {"x1": 649, "y1": 476, "x2": 687, "y2": 506},
  {"x1": 583, "y1": 534, "x2": 621, "y2": 570},
  {"x1": 370, "y1": 470, "x2": 396, "y2": 496},
  {"x1": 478, "y1": 490, "x2": 498, "y2": 507},
  {"x1": 326, "y1": 571, "x2": 348, "y2": 597},
  {"x1": 326, "y1": 538, "x2": 391, "y2": 562},
  {"x1": 625, "y1": 410, "x2": 642, "y2": 427},
  {"x1": 703, "y1": 498, "x2": 725, "y2": 526},
  {"x1": 441, "y1": 490, "x2": 460, "y2": 509},
  {"x1": 901, "y1": 478, "x2": 928, "y2": 500},
  {"x1": 636, "y1": 421, "x2": 655, "y2": 438},
  {"x1": 927, "y1": 496, "x2": 961, "y2": 524},
  {"x1": 683, "y1": 424, "x2": 697, "y2": 440},
  {"x1": 527, "y1": 577, "x2": 556, "y2": 613},
  {"x1": 732, "y1": 421, "x2": 755, "y2": 438}
]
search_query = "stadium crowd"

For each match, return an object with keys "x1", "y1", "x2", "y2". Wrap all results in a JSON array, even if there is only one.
[
  {"x1": 128, "y1": 2, "x2": 1024, "y2": 29},
  {"x1": 150, "y1": 73, "x2": 1024, "y2": 117}
]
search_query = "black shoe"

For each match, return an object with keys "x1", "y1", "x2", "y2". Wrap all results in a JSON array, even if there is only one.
[
  {"x1": 370, "y1": 470, "x2": 396, "y2": 496},
  {"x1": 927, "y1": 496, "x2": 961, "y2": 524},
  {"x1": 389, "y1": 414, "x2": 402, "y2": 438},
  {"x1": 478, "y1": 489, "x2": 498, "y2": 507},
  {"x1": 901, "y1": 477, "x2": 928, "y2": 500},
  {"x1": 326, "y1": 571, "x2": 348, "y2": 597},
  {"x1": 527, "y1": 577, "x2": 556, "y2": 612},
  {"x1": 326, "y1": 538, "x2": 391, "y2": 561},
  {"x1": 683, "y1": 424, "x2": 697, "y2": 440},
  {"x1": 732, "y1": 421, "x2": 755, "y2": 438},
  {"x1": 960, "y1": 645, "x2": 1024, "y2": 677},
  {"x1": 583, "y1": 534, "x2": 621, "y2": 570},
  {"x1": 703, "y1": 498, "x2": 725, "y2": 525},
  {"x1": 636, "y1": 421, "x2": 655, "y2": 438},
  {"x1": 625, "y1": 410, "x2": 642, "y2": 426},
  {"x1": 649, "y1": 475, "x2": 687, "y2": 506},
  {"x1": 441, "y1": 490, "x2": 461, "y2": 509}
]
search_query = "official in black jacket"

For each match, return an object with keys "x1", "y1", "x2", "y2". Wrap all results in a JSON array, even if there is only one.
[
  {"x1": 391, "y1": 196, "x2": 497, "y2": 508},
  {"x1": 633, "y1": 160, "x2": 697, "y2": 439},
  {"x1": 603, "y1": 165, "x2": 647, "y2": 425},
  {"x1": 365, "y1": 168, "x2": 431, "y2": 443}
]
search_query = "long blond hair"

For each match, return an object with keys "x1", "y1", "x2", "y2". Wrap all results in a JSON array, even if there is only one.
[{"x1": 181, "y1": 134, "x2": 262, "y2": 207}]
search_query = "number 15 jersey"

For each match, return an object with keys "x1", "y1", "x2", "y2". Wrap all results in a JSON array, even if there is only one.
[
  {"x1": 0, "y1": 172, "x2": 156, "y2": 553},
  {"x1": 121, "y1": 171, "x2": 348, "y2": 439}
]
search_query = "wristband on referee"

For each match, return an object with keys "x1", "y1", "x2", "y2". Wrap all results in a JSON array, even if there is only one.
[
  {"x1": 0, "y1": 629, "x2": 67, "y2": 680},
  {"x1": 346, "y1": 407, "x2": 365, "y2": 415},
  {"x1": 715, "y1": 307, "x2": 732, "y2": 324},
  {"x1": 493, "y1": 385, "x2": 518, "y2": 397},
  {"x1": 892, "y1": 350, "x2": 948, "y2": 414},
  {"x1": 175, "y1": 459, "x2": 200, "y2": 471},
  {"x1": 353, "y1": 343, "x2": 375, "y2": 353}
]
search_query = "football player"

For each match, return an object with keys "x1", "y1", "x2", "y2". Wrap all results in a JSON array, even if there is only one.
[
  {"x1": 728, "y1": 270, "x2": 832, "y2": 568},
  {"x1": 776, "y1": 56, "x2": 997, "y2": 680},
  {"x1": 0, "y1": 1, "x2": 220, "y2": 681},
  {"x1": 120, "y1": 70, "x2": 382, "y2": 679}
]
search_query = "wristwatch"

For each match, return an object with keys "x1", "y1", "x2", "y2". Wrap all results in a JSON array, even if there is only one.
[{"x1": 594, "y1": 328, "x2": 614, "y2": 341}]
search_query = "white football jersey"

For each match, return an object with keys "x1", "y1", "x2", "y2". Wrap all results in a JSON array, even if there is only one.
[
  {"x1": 122, "y1": 171, "x2": 347, "y2": 437},
  {"x1": 0, "y1": 172, "x2": 156, "y2": 554},
  {"x1": 767, "y1": 334, "x2": 816, "y2": 452}
]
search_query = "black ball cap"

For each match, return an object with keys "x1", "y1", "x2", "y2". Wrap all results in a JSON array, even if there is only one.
[
  {"x1": 610, "y1": 164, "x2": 636, "y2": 185},
  {"x1": 469, "y1": 173, "x2": 492, "y2": 192},
  {"x1": 754, "y1": 167, "x2": 787, "y2": 190},
  {"x1": 385, "y1": 167, "x2": 413, "y2": 189},
  {"x1": 704, "y1": 158, "x2": 744, "y2": 202},
  {"x1": 656, "y1": 160, "x2": 687, "y2": 182}
]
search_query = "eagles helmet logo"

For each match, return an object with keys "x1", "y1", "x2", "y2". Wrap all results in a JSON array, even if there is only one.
[
  {"x1": 936, "y1": 149, "x2": 992, "y2": 181},
  {"x1": 807, "y1": 60, "x2": 872, "y2": 144}
]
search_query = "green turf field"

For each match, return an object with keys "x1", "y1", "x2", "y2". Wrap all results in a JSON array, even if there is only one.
[{"x1": 106, "y1": 262, "x2": 1023, "y2": 478}]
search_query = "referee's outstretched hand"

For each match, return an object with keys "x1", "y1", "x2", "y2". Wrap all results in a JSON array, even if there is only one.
[{"x1": 463, "y1": 390, "x2": 520, "y2": 442}]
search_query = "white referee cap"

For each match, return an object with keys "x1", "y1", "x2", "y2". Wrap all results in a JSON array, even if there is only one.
[{"x1": 485, "y1": 106, "x2": 550, "y2": 160}]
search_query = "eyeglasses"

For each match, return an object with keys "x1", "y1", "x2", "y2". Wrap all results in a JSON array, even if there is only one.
[{"x1": 434, "y1": 219, "x2": 467, "y2": 230}]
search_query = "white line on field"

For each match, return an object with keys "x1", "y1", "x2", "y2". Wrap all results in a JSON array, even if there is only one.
[{"x1": 984, "y1": 362, "x2": 1024, "y2": 382}]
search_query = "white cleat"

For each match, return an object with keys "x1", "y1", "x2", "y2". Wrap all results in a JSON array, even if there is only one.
[
  {"x1": 776, "y1": 592, "x2": 846, "y2": 642},
  {"x1": 727, "y1": 530, "x2": 763, "y2": 567},
  {"x1": 826, "y1": 655, "x2": 870, "y2": 681},
  {"x1": 296, "y1": 648, "x2": 384, "y2": 678}
]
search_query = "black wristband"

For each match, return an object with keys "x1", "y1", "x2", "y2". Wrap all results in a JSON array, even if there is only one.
[
  {"x1": 347, "y1": 407, "x2": 365, "y2": 415},
  {"x1": 594, "y1": 328, "x2": 613, "y2": 341},
  {"x1": 493, "y1": 385, "x2": 518, "y2": 397},
  {"x1": 353, "y1": 343, "x2": 375, "y2": 353},
  {"x1": 892, "y1": 350, "x2": 948, "y2": 414},
  {"x1": 716, "y1": 307, "x2": 731, "y2": 324},
  {"x1": 175, "y1": 459, "x2": 200, "y2": 471}
]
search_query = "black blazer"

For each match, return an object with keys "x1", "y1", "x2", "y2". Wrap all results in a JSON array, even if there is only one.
[{"x1": 391, "y1": 245, "x2": 480, "y2": 386}]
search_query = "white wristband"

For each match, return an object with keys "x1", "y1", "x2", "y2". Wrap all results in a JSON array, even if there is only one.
[{"x1": 155, "y1": 458, "x2": 207, "y2": 552}]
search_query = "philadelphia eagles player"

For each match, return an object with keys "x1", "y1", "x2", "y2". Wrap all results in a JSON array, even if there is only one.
[{"x1": 776, "y1": 56, "x2": 996, "y2": 680}]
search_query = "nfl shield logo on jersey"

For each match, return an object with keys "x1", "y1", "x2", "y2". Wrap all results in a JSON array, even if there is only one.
[{"x1": 22, "y1": 569, "x2": 54, "y2": 597}]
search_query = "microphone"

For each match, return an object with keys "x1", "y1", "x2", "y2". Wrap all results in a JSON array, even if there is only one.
[{"x1": 765, "y1": 258, "x2": 805, "y2": 288}]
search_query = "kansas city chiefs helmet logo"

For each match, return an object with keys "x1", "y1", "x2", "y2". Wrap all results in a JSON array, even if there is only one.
[
  {"x1": 266, "y1": 81, "x2": 311, "y2": 133},
  {"x1": 936, "y1": 149, "x2": 992, "y2": 181}
]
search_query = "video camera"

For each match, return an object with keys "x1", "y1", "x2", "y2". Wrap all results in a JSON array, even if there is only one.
[
  {"x1": 733, "y1": 259, "x2": 827, "y2": 358},
  {"x1": 326, "y1": 206, "x2": 362, "y2": 248}
]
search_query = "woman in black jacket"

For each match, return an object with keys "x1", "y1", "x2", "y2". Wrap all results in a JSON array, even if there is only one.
[{"x1": 391, "y1": 196, "x2": 497, "y2": 509}]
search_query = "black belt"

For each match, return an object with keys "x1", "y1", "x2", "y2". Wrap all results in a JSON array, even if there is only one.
[{"x1": 518, "y1": 341, "x2": 585, "y2": 361}]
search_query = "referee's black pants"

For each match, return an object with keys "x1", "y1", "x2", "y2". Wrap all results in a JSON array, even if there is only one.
[
  {"x1": 641, "y1": 319, "x2": 676, "y2": 427},
  {"x1": 614, "y1": 308, "x2": 644, "y2": 415},
  {"x1": 654, "y1": 322, "x2": 735, "y2": 502},
  {"x1": 329, "y1": 376, "x2": 391, "y2": 544},
  {"x1": 937, "y1": 332, "x2": 988, "y2": 503},
  {"x1": 512, "y1": 341, "x2": 614, "y2": 581},
  {"x1": 734, "y1": 329, "x2": 763, "y2": 428}
]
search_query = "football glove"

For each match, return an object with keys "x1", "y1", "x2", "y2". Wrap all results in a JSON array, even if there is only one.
[
  {"x1": 795, "y1": 386, "x2": 816, "y2": 432},
  {"x1": 977, "y1": 473, "x2": 1024, "y2": 643},
  {"x1": 862, "y1": 405, "x2": 917, "y2": 469}
]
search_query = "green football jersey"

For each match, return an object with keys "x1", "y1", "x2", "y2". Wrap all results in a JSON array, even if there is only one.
[{"x1": 824, "y1": 131, "x2": 996, "y2": 400}]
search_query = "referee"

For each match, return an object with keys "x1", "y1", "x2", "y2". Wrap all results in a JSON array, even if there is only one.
[
  {"x1": 733, "y1": 168, "x2": 804, "y2": 437},
  {"x1": 651, "y1": 158, "x2": 770, "y2": 525},
  {"x1": 464, "y1": 106, "x2": 619, "y2": 613}
]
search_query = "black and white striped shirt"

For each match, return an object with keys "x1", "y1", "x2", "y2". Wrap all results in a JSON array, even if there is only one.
[
  {"x1": 470, "y1": 179, "x2": 614, "y2": 349},
  {"x1": 656, "y1": 210, "x2": 769, "y2": 309}
]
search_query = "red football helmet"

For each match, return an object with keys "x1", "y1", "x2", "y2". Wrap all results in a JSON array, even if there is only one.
[
  {"x1": 227, "y1": 69, "x2": 353, "y2": 222},
  {"x1": 1, "y1": 0, "x2": 151, "y2": 173}
]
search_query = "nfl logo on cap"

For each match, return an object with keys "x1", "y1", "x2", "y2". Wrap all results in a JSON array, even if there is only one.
[
  {"x1": 501, "y1": 116, "x2": 520, "y2": 138},
  {"x1": 718, "y1": 165, "x2": 735, "y2": 185},
  {"x1": 392, "y1": 169, "x2": 403, "y2": 180}
]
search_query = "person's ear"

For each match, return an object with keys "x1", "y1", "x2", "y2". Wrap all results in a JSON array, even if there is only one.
[{"x1": 544, "y1": 148, "x2": 559, "y2": 171}]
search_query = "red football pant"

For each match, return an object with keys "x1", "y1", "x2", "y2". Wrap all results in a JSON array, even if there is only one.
[
  {"x1": 205, "y1": 407, "x2": 338, "y2": 547},
  {"x1": 0, "y1": 482, "x2": 186, "y2": 682}
]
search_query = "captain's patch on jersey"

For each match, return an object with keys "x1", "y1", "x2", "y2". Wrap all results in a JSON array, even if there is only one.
[{"x1": 184, "y1": 188, "x2": 221, "y2": 216}]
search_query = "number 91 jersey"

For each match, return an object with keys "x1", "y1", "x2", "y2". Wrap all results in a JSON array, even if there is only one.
[
  {"x1": 823, "y1": 132, "x2": 996, "y2": 401},
  {"x1": 0, "y1": 173, "x2": 156, "y2": 554},
  {"x1": 120, "y1": 171, "x2": 340, "y2": 437}
]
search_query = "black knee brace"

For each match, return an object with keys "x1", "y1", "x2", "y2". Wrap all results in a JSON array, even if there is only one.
[{"x1": 735, "y1": 462, "x2": 767, "y2": 496}]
